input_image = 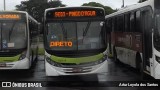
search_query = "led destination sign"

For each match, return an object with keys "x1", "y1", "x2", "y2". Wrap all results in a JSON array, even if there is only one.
[
  {"x1": 54, "y1": 11, "x2": 96, "y2": 18},
  {"x1": 0, "y1": 14, "x2": 21, "y2": 20},
  {"x1": 46, "y1": 8, "x2": 105, "y2": 20},
  {"x1": 50, "y1": 41, "x2": 73, "y2": 47}
]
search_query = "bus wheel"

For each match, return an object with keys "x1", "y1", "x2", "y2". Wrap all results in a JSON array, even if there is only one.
[
  {"x1": 136, "y1": 53, "x2": 142, "y2": 72},
  {"x1": 113, "y1": 47, "x2": 119, "y2": 63},
  {"x1": 136, "y1": 53, "x2": 143, "y2": 80}
]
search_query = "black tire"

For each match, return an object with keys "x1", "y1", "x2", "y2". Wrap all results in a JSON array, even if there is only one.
[
  {"x1": 136, "y1": 53, "x2": 144, "y2": 80},
  {"x1": 136, "y1": 53, "x2": 142, "y2": 72}
]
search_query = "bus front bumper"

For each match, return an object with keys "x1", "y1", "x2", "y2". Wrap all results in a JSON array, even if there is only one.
[
  {"x1": 0, "y1": 58, "x2": 30, "y2": 70},
  {"x1": 45, "y1": 59, "x2": 108, "y2": 76}
]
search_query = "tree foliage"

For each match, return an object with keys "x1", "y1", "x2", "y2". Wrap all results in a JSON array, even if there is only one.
[
  {"x1": 82, "y1": 2, "x2": 115, "y2": 15},
  {"x1": 16, "y1": 0, "x2": 66, "y2": 22}
]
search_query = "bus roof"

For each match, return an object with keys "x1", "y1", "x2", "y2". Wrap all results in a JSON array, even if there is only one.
[
  {"x1": 0, "y1": 11, "x2": 39, "y2": 23},
  {"x1": 105, "y1": 0, "x2": 154, "y2": 18},
  {"x1": 45, "y1": 6, "x2": 104, "y2": 12},
  {"x1": 0, "y1": 11, "x2": 28, "y2": 14}
]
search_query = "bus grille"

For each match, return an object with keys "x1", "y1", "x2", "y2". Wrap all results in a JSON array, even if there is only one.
[{"x1": 61, "y1": 67, "x2": 92, "y2": 73}]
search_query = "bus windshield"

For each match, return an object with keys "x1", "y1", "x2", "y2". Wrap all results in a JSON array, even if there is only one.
[
  {"x1": 46, "y1": 21, "x2": 105, "y2": 51},
  {"x1": 0, "y1": 22, "x2": 27, "y2": 50}
]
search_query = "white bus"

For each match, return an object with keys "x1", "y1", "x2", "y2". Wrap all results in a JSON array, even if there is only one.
[
  {"x1": 43, "y1": 7, "x2": 108, "y2": 80},
  {"x1": 0, "y1": 11, "x2": 39, "y2": 69},
  {"x1": 105, "y1": 0, "x2": 160, "y2": 79}
]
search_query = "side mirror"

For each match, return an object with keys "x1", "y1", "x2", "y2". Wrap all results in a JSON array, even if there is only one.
[{"x1": 100, "y1": 22, "x2": 104, "y2": 27}]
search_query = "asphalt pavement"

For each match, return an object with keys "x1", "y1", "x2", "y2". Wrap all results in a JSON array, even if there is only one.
[{"x1": 0, "y1": 56, "x2": 159, "y2": 90}]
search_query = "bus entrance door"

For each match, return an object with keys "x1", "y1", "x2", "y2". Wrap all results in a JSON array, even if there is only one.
[{"x1": 141, "y1": 9, "x2": 153, "y2": 75}]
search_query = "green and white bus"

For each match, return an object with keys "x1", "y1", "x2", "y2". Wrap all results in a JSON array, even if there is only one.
[
  {"x1": 0, "y1": 11, "x2": 39, "y2": 69},
  {"x1": 43, "y1": 7, "x2": 108, "y2": 78}
]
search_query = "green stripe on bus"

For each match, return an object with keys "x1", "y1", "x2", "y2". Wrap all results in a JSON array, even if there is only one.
[
  {"x1": 50, "y1": 53, "x2": 104, "y2": 64},
  {"x1": 0, "y1": 55, "x2": 21, "y2": 62}
]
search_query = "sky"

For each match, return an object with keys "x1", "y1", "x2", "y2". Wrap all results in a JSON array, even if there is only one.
[{"x1": 0, "y1": 0, "x2": 139, "y2": 11}]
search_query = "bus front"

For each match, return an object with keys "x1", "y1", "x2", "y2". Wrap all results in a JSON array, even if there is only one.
[
  {"x1": 0, "y1": 12, "x2": 28, "y2": 69},
  {"x1": 44, "y1": 7, "x2": 108, "y2": 76},
  {"x1": 152, "y1": 0, "x2": 160, "y2": 79}
]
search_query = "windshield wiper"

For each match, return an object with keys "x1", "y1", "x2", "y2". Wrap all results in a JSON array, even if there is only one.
[
  {"x1": 60, "y1": 22, "x2": 67, "y2": 40},
  {"x1": 9, "y1": 22, "x2": 17, "y2": 41},
  {"x1": 83, "y1": 22, "x2": 91, "y2": 37},
  {"x1": 82, "y1": 22, "x2": 91, "y2": 43}
]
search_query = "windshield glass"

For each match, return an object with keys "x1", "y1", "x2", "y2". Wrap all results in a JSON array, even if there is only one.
[
  {"x1": 0, "y1": 22, "x2": 27, "y2": 50},
  {"x1": 46, "y1": 21, "x2": 105, "y2": 51},
  {"x1": 154, "y1": 15, "x2": 160, "y2": 50}
]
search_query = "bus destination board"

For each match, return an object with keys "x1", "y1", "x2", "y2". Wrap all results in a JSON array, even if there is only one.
[
  {"x1": 0, "y1": 14, "x2": 21, "y2": 20},
  {"x1": 54, "y1": 10, "x2": 96, "y2": 18}
]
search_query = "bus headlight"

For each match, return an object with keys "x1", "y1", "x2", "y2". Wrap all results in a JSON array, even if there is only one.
[
  {"x1": 45, "y1": 56, "x2": 62, "y2": 67},
  {"x1": 155, "y1": 56, "x2": 160, "y2": 64},
  {"x1": 19, "y1": 51, "x2": 26, "y2": 60}
]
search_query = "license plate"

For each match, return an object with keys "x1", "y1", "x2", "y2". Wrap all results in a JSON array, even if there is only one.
[
  {"x1": 72, "y1": 68, "x2": 82, "y2": 72},
  {"x1": 0, "y1": 63, "x2": 6, "y2": 67}
]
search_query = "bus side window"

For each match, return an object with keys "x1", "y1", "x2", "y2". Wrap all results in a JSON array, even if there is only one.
[
  {"x1": 114, "y1": 17, "x2": 117, "y2": 32},
  {"x1": 106, "y1": 18, "x2": 112, "y2": 33},
  {"x1": 117, "y1": 16, "x2": 120, "y2": 31},
  {"x1": 112, "y1": 18, "x2": 115, "y2": 32},
  {"x1": 30, "y1": 21, "x2": 38, "y2": 38},
  {"x1": 105, "y1": 20, "x2": 109, "y2": 33},
  {"x1": 136, "y1": 11, "x2": 141, "y2": 32},
  {"x1": 130, "y1": 12, "x2": 136, "y2": 32},
  {"x1": 125, "y1": 13, "x2": 130, "y2": 32},
  {"x1": 117, "y1": 15, "x2": 124, "y2": 32}
]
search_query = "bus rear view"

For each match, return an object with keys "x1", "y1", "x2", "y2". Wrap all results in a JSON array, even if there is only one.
[{"x1": 44, "y1": 7, "x2": 108, "y2": 79}]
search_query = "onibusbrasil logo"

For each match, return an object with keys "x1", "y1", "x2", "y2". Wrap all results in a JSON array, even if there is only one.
[{"x1": 1, "y1": 82, "x2": 42, "y2": 87}]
